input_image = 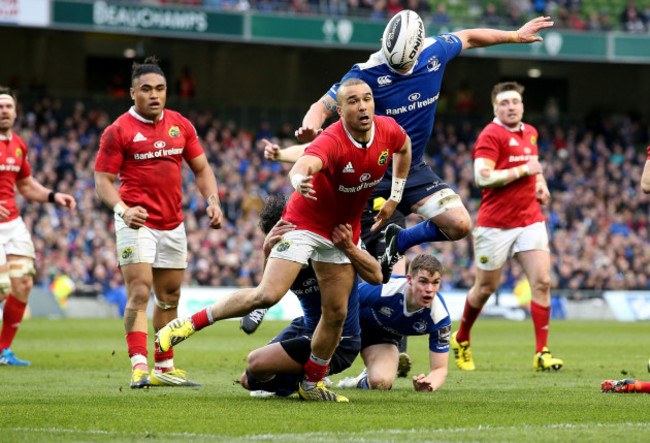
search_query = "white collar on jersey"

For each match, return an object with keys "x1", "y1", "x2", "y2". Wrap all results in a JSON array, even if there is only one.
[
  {"x1": 342, "y1": 120, "x2": 375, "y2": 148},
  {"x1": 493, "y1": 117, "x2": 525, "y2": 132},
  {"x1": 0, "y1": 132, "x2": 12, "y2": 141},
  {"x1": 129, "y1": 106, "x2": 164, "y2": 124}
]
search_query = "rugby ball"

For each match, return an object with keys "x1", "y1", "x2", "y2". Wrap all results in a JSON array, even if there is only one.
[{"x1": 382, "y1": 10, "x2": 425, "y2": 70}]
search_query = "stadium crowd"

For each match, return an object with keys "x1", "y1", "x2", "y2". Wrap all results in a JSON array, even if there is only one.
[
  {"x1": 117, "y1": 0, "x2": 650, "y2": 32},
  {"x1": 9, "y1": 94, "x2": 650, "y2": 304}
]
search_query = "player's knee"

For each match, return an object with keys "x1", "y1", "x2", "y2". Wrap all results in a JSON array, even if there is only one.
[
  {"x1": 476, "y1": 283, "x2": 497, "y2": 301},
  {"x1": 246, "y1": 349, "x2": 266, "y2": 374},
  {"x1": 367, "y1": 373, "x2": 393, "y2": 390},
  {"x1": 11, "y1": 276, "x2": 33, "y2": 299},
  {"x1": 321, "y1": 305, "x2": 347, "y2": 328},
  {"x1": 439, "y1": 209, "x2": 472, "y2": 240},
  {"x1": 128, "y1": 283, "x2": 152, "y2": 307},
  {"x1": 530, "y1": 276, "x2": 551, "y2": 296},
  {"x1": 240, "y1": 371, "x2": 250, "y2": 390}
]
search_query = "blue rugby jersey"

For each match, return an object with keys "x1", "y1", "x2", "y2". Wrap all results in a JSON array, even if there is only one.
[
  {"x1": 358, "y1": 276, "x2": 451, "y2": 353},
  {"x1": 290, "y1": 263, "x2": 361, "y2": 338},
  {"x1": 327, "y1": 34, "x2": 463, "y2": 168}
]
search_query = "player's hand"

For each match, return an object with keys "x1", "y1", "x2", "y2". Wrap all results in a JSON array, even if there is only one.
[
  {"x1": 370, "y1": 199, "x2": 398, "y2": 231},
  {"x1": 516, "y1": 16, "x2": 554, "y2": 43},
  {"x1": 295, "y1": 126, "x2": 322, "y2": 144},
  {"x1": 206, "y1": 203, "x2": 223, "y2": 229},
  {"x1": 293, "y1": 167, "x2": 317, "y2": 200},
  {"x1": 0, "y1": 200, "x2": 9, "y2": 220},
  {"x1": 263, "y1": 219, "x2": 296, "y2": 257},
  {"x1": 412, "y1": 374, "x2": 436, "y2": 392},
  {"x1": 332, "y1": 223, "x2": 355, "y2": 253},
  {"x1": 122, "y1": 206, "x2": 148, "y2": 229},
  {"x1": 262, "y1": 138, "x2": 281, "y2": 161},
  {"x1": 525, "y1": 157, "x2": 543, "y2": 176},
  {"x1": 536, "y1": 182, "x2": 550, "y2": 205},
  {"x1": 54, "y1": 192, "x2": 77, "y2": 210}
]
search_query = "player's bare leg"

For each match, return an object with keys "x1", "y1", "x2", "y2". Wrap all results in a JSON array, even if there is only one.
[
  {"x1": 517, "y1": 250, "x2": 563, "y2": 371},
  {"x1": 299, "y1": 261, "x2": 355, "y2": 402},
  {"x1": 452, "y1": 267, "x2": 502, "y2": 371},
  {"x1": 121, "y1": 262, "x2": 154, "y2": 388},
  {"x1": 0, "y1": 256, "x2": 34, "y2": 366},
  {"x1": 149, "y1": 268, "x2": 199, "y2": 386},
  {"x1": 156, "y1": 258, "x2": 303, "y2": 352},
  {"x1": 362, "y1": 344, "x2": 399, "y2": 390}
]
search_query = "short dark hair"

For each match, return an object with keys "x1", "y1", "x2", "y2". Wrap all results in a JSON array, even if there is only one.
[
  {"x1": 336, "y1": 78, "x2": 371, "y2": 104},
  {"x1": 131, "y1": 56, "x2": 166, "y2": 84},
  {"x1": 408, "y1": 254, "x2": 443, "y2": 278},
  {"x1": 491, "y1": 81, "x2": 525, "y2": 103},
  {"x1": 0, "y1": 86, "x2": 17, "y2": 102},
  {"x1": 258, "y1": 194, "x2": 288, "y2": 235}
]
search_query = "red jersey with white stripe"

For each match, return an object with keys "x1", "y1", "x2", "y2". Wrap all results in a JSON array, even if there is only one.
[
  {"x1": 283, "y1": 115, "x2": 407, "y2": 243},
  {"x1": 0, "y1": 133, "x2": 32, "y2": 223},
  {"x1": 473, "y1": 119, "x2": 544, "y2": 229},
  {"x1": 95, "y1": 108, "x2": 204, "y2": 230}
]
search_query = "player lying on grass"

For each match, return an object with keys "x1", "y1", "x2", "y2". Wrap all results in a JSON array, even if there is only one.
[
  {"x1": 337, "y1": 253, "x2": 450, "y2": 392},
  {"x1": 601, "y1": 379, "x2": 650, "y2": 393},
  {"x1": 239, "y1": 194, "x2": 382, "y2": 397}
]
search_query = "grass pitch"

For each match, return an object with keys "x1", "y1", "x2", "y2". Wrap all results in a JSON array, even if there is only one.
[{"x1": 1, "y1": 318, "x2": 649, "y2": 441}]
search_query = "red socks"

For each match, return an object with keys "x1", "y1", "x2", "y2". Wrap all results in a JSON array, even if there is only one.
[
  {"x1": 191, "y1": 308, "x2": 212, "y2": 331},
  {"x1": 303, "y1": 356, "x2": 329, "y2": 383},
  {"x1": 0, "y1": 294, "x2": 27, "y2": 350},
  {"x1": 456, "y1": 299, "x2": 482, "y2": 344},
  {"x1": 531, "y1": 301, "x2": 550, "y2": 353}
]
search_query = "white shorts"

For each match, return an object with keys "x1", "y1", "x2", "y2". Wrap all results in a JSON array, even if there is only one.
[
  {"x1": 0, "y1": 217, "x2": 35, "y2": 259},
  {"x1": 115, "y1": 215, "x2": 187, "y2": 269},
  {"x1": 473, "y1": 221, "x2": 549, "y2": 271},
  {"x1": 269, "y1": 229, "x2": 351, "y2": 265}
]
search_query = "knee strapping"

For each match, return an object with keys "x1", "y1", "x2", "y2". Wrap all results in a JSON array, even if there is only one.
[
  {"x1": 416, "y1": 188, "x2": 464, "y2": 219},
  {"x1": 0, "y1": 271, "x2": 10, "y2": 295},
  {"x1": 154, "y1": 296, "x2": 178, "y2": 310},
  {"x1": 8, "y1": 258, "x2": 35, "y2": 278}
]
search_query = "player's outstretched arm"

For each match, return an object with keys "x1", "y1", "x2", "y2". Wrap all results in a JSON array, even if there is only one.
[
  {"x1": 296, "y1": 94, "x2": 337, "y2": 143},
  {"x1": 332, "y1": 223, "x2": 383, "y2": 285},
  {"x1": 15, "y1": 176, "x2": 76, "y2": 210},
  {"x1": 188, "y1": 153, "x2": 223, "y2": 229},
  {"x1": 412, "y1": 351, "x2": 448, "y2": 392},
  {"x1": 289, "y1": 156, "x2": 323, "y2": 201},
  {"x1": 474, "y1": 156, "x2": 542, "y2": 189},
  {"x1": 261, "y1": 138, "x2": 309, "y2": 164},
  {"x1": 455, "y1": 16, "x2": 554, "y2": 51},
  {"x1": 372, "y1": 136, "x2": 412, "y2": 231}
]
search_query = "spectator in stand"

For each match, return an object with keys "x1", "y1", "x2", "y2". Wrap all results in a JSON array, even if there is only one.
[
  {"x1": 386, "y1": 0, "x2": 404, "y2": 17},
  {"x1": 622, "y1": 6, "x2": 646, "y2": 33},
  {"x1": 432, "y1": 3, "x2": 451, "y2": 26},
  {"x1": 481, "y1": 3, "x2": 502, "y2": 27}
]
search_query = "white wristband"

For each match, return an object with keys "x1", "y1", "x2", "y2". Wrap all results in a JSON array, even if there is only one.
[
  {"x1": 291, "y1": 173, "x2": 306, "y2": 192},
  {"x1": 521, "y1": 165, "x2": 529, "y2": 176},
  {"x1": 113, "y1": 203, "x2": 126, "y2": 218},
  {"x1": 513, "y1": 167, "x2": 520, "y2": 179},
  {"x1": 390, "y1": 176, "x2": 407, "y2": 202}
]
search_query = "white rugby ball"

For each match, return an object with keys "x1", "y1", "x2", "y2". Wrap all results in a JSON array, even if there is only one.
[{"x1": 382, "y1": 10, "x2": 425, "y2": 70}]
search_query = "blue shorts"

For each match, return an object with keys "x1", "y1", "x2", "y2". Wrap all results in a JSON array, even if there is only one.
[
  {"x1": 360, "y1": 161, "x2": 450, "y2": 257},
  {"x1": 271, "y1": 317, "x2": 361, "y2": 376}
]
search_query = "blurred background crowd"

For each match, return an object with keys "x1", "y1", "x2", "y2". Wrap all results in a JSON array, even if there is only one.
[
  {"x1": 11, "y1": 89, "x2": 650, "y2": 305},
  {"x1": 114, "y1": 0, "x2": 650, "y2": 33}
]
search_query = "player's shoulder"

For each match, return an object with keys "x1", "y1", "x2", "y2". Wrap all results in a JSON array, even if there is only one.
[
  {"x1": 428, "y1": 292, "x2": 450, "y2": 325},
  {"x1": 356, "y1": 50, "x2": 387, "y2": 72},
  {"x1": 381, "y1": 276, "x2": 408, "y2": 297}
]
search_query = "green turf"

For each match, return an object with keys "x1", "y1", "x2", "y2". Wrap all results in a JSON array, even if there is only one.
[{"x1": 1, "y1": 318, "x2": 649, "y2": 441}]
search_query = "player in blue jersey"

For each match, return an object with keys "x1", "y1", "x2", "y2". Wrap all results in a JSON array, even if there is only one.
[
  {"x1": 239, "y1": 194, "x2": 383, "y2": 397},
  {"x1": 336, "y1": 253, "x2": 450, "y2": 392},
  {"x1": 296, "y1": 11, "x2": 554, "y2": 283}
]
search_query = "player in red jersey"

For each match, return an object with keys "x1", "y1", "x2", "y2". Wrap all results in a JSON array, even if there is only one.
[
  {"x1": 94, "y1": 57, "x2": 223, "y2": 389},
  {"x1": 157, "y1": 78, "x2": 412, "y2": 402},
  {"x1": 640, "y1": 145, "x2": 650, "y2": 372},
  {"x1": 0, "y1": 87, "x2": 76, "y2": 366},
  {"x1": 450, "y1": 82, "x2": 564, "y2": 372}
]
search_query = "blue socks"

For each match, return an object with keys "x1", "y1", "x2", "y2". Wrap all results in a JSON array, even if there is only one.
[{"x1": 396, "y1": 220, "x2": 450, "y2": 253}]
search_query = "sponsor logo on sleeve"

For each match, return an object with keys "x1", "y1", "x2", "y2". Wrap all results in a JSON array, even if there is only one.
[
  {"x1": 15, "y1": 148, "x2": 22, "y2": 158},
  {"x1": 531, "y1": 135, "x2": 537, "y2": 145}
]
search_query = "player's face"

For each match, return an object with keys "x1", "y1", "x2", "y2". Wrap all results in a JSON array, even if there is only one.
[
  {"x1": 0, "y1": 97, "x2": 17, "y2": 134},
  {"x1": 337, "y1": 83, "x2": 375, "y2": 139},
  {"x1": 131, "y1": 73, "x2": 167, "y2": 122},
  {"x1": 407, "y1": 270, "x2": 441, "y2": 308},
  {"x1": 494, "y1": 95, "x2": 524, "y2": 128}
]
